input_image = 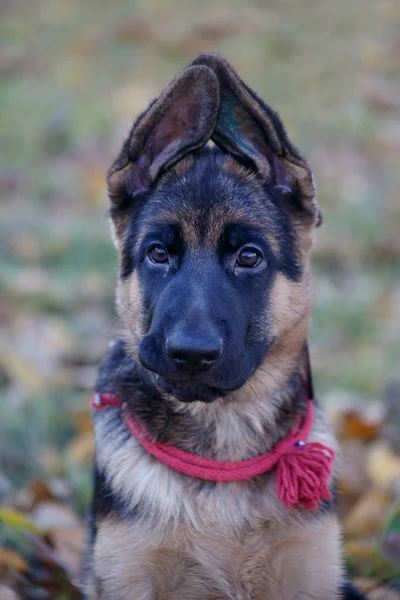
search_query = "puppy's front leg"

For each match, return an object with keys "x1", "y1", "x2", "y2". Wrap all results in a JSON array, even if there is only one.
[{"x1": 240, "y1": 512, "x2": 342, "y2": 600}]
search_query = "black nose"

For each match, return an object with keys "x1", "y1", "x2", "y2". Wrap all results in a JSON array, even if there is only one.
[{"x1": 165, "y1": 329, "x2": 223, "y2": 373}]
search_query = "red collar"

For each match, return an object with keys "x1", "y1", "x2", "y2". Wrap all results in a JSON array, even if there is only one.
[{"x1": 91, "y1": 392, "x2": 335, "y2": 512}]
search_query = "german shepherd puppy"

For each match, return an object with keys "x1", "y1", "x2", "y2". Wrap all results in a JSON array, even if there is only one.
[{"x1": 83, "y1": 54, "x2": 364, "y2": 600}]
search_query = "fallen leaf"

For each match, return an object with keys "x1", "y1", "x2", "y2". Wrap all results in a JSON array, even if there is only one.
[
  {"x1": 347, "y1": 540, "x2": 379, "y2": 562},
  {"x1": 29, "y1": 501, "x2": 81, "y2": 532},
  {"x1": 81, "y1": 164, "x2": 107, "y2": 207},
  {"x1": 0, "y1": 549, "x2": 28, "y2": 575},
  {"x1": 73, "y1": 409, "x2": 93, "y2": 435},
  {"x1": 337, "y1": 442, "x2": 371, "y2": 512},
  {"x1": 367, "y1": 441, "x2": 400, "y2": 489},
  {"x1": 0, "y1": 346, "x2": 46, "y2": 392},
  {"x1": 346, "y1": 541, "x2": 398, "y2": 583},
  {"x1": 0, "y1": 509, "x2": 43, "y2": 535},
  {"x1": 29, "y1": 480, "x2": 56, "y2": 506},
  {"x1": 338, "y1": 411, "x2": 382, "y2": 443},
  {"x1": 343, "y1": 490, "x2": 391, "y2": 538},
  {"x1": 66, "y1": 432, "x2": 94, "y2": 464}
]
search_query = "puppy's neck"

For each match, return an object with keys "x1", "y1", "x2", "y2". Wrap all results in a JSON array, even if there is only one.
[
  {"x1": 169, "y1": 343, "x2": 308, "y2": 461},
  {"x1": 108, "y1": 338, "x2": 309, "y2": 462}
]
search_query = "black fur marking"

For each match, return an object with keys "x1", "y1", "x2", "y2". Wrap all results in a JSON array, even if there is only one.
[
  {"x1": 92, "y1": 464, "x2": 137, "y2": 521},
  {"x1": 340, "y1": 581, "x2": 366, "y2": 599}
]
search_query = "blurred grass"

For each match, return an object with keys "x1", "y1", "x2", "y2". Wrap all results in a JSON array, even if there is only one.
[{"x1": 0, "y1": 0, "x2": 399, "y2": 530}]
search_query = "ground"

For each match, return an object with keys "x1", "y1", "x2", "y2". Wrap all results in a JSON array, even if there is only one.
[{"x1": 0, "y1": 0, "x2": 399, "y2": 597}]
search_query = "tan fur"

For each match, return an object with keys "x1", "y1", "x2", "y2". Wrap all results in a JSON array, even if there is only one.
[
  {"x1": 231, "y1": 264, "x2": 312, "y2": 417},
  {"x1": 118, "y1": 272, "x2": 143, "y2": 361},
  {"x1": 92, "y1": 512, "x2": 341, "y2": 599}
]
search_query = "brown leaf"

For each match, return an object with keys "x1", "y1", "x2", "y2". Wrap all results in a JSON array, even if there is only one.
[
  {"x1": 367, "y1": 441, "x2": 400, "y2": 489},
  {"x1": 337, "y1": 441, "x2": 372, "y2": 513},
  {"x1": 12, "y1": 480, "x2": 55, "y2": 512},
  {"x1": 73, "y1": 408, "x2": 93, "y2": 435},
  {"x1": 81, "y1": 164, "x2": 107, "y2": 207},
  {"x1": 0, "y1": 550, "x2": 28, "y2": 575},
  {"x1": 30, "y1": 480, "x2": 56, "y2": 506},
  {"x1": 66, "y1": 432, "x2": 94, "y2": 464},
  {"x1": 338, "y1": 411, "x2": 382, "y2": 443},
  {"x1": 343, "y1": 490, "x2": 391, "y2": 538},
  {"x1": 0, "y1": 345, "x2": 47, "y2": 392}
]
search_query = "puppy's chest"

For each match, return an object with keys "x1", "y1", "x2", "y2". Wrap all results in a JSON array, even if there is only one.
[
  {"x1": 93, "y1": 410, "x2": 340, "y2": 599},
  {"x1": 94, "y1": 409, "x2": 288, "y2": 531}
]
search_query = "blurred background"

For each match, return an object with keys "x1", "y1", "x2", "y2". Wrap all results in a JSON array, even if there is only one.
[{"x1": 0, "y1": 0, "x2": 399, "y2": 597}]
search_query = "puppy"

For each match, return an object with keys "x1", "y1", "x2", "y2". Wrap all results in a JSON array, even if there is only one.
[{"x1": 82, "y1": 53, "x2": 362, "y2": 600}]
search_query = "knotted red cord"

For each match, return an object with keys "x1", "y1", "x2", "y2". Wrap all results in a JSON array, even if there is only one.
[{"x1": 91, "y1": 392, "x2": 335, "y2": 511}]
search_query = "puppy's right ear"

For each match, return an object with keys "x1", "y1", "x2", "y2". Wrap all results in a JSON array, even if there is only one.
[
  {"x1": 189, "y1": 53, "x2": 320, "y2": 229},
  {"x1": 107, "y1": 65, "x2": 219, "y2": 235}
]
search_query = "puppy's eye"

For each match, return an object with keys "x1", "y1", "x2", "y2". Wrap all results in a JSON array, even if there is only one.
[
  {"x1": 148, "y1": 245, "x2": 169, "y2": 264},
  {"x1": 236, "y1": 248, "x2": 262, "y2": 268}
]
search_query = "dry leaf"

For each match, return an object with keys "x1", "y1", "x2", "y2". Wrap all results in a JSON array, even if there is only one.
[
  {"x1": 0, "y1": 346, "x2": 46, "y2": 392},
  {"x1": 29, "y1": 501, "x2": 81, "y2": 532},
  {"x1": 0, "y1": 508, "x2": 43, "y2": 535},
  {"x1": 347, "y1": 541, "x2": 379, "y2": 562},
  {"x1": 367, "y1": 441, "x2": 400, "y2": 489},
  {"x1": 338, "y1": 411, "x2": 382, "y2": 443},
  {"x1": 343, "y1": 490, "x2": 391, "y2": 538},
  {"x1": 0, "y1": 550, "x2": 28, "y2": 575},
  {"x1": 73, "y1": 408, "x2": 93, "y2": 435},
  {"x1": 81, "y1": 164, "x2": 107, "y2": 207},
  {"x1": 66, "y1": 431, "x2": 94, "y2": 464},
  {"x1": 338, "y1": 442, "x2": 371, "y2": 511},
  {"x1": 30, "y1": 480, "x2": 56, "y2": 506}
]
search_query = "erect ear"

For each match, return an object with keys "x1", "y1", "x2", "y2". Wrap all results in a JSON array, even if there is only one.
[
  {"x1": 189, "y1": 53, "x2": 321, "y2": 227},
  {"x1": 108, "y1": 65, "x2": 219, "y2": 209}
]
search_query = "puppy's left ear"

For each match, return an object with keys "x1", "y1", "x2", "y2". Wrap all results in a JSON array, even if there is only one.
[
  {"x1": 190, "y1": 53, "x2": 321, "y2": 228},
  {"x1": 108, "y1": 64, "x2": 219, "y2": 213}
]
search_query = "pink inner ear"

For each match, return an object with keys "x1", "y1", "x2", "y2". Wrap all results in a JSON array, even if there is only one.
[{"x1": 125, "y1": 66, "x2": 219, "y2": 194}]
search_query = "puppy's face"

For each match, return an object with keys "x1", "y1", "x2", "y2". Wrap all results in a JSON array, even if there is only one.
[{"x1": 108, "y1": 54, "x2": 320, "y2": 403}]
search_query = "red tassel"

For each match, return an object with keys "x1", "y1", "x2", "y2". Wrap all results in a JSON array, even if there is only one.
[{"x1": 276, "y1": 442, "x2": 335, "y2": 512}]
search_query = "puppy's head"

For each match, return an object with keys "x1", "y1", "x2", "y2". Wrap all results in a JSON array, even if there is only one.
[{"x1": 108, "y1": 54, "x2": 320, "y2": 403}]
